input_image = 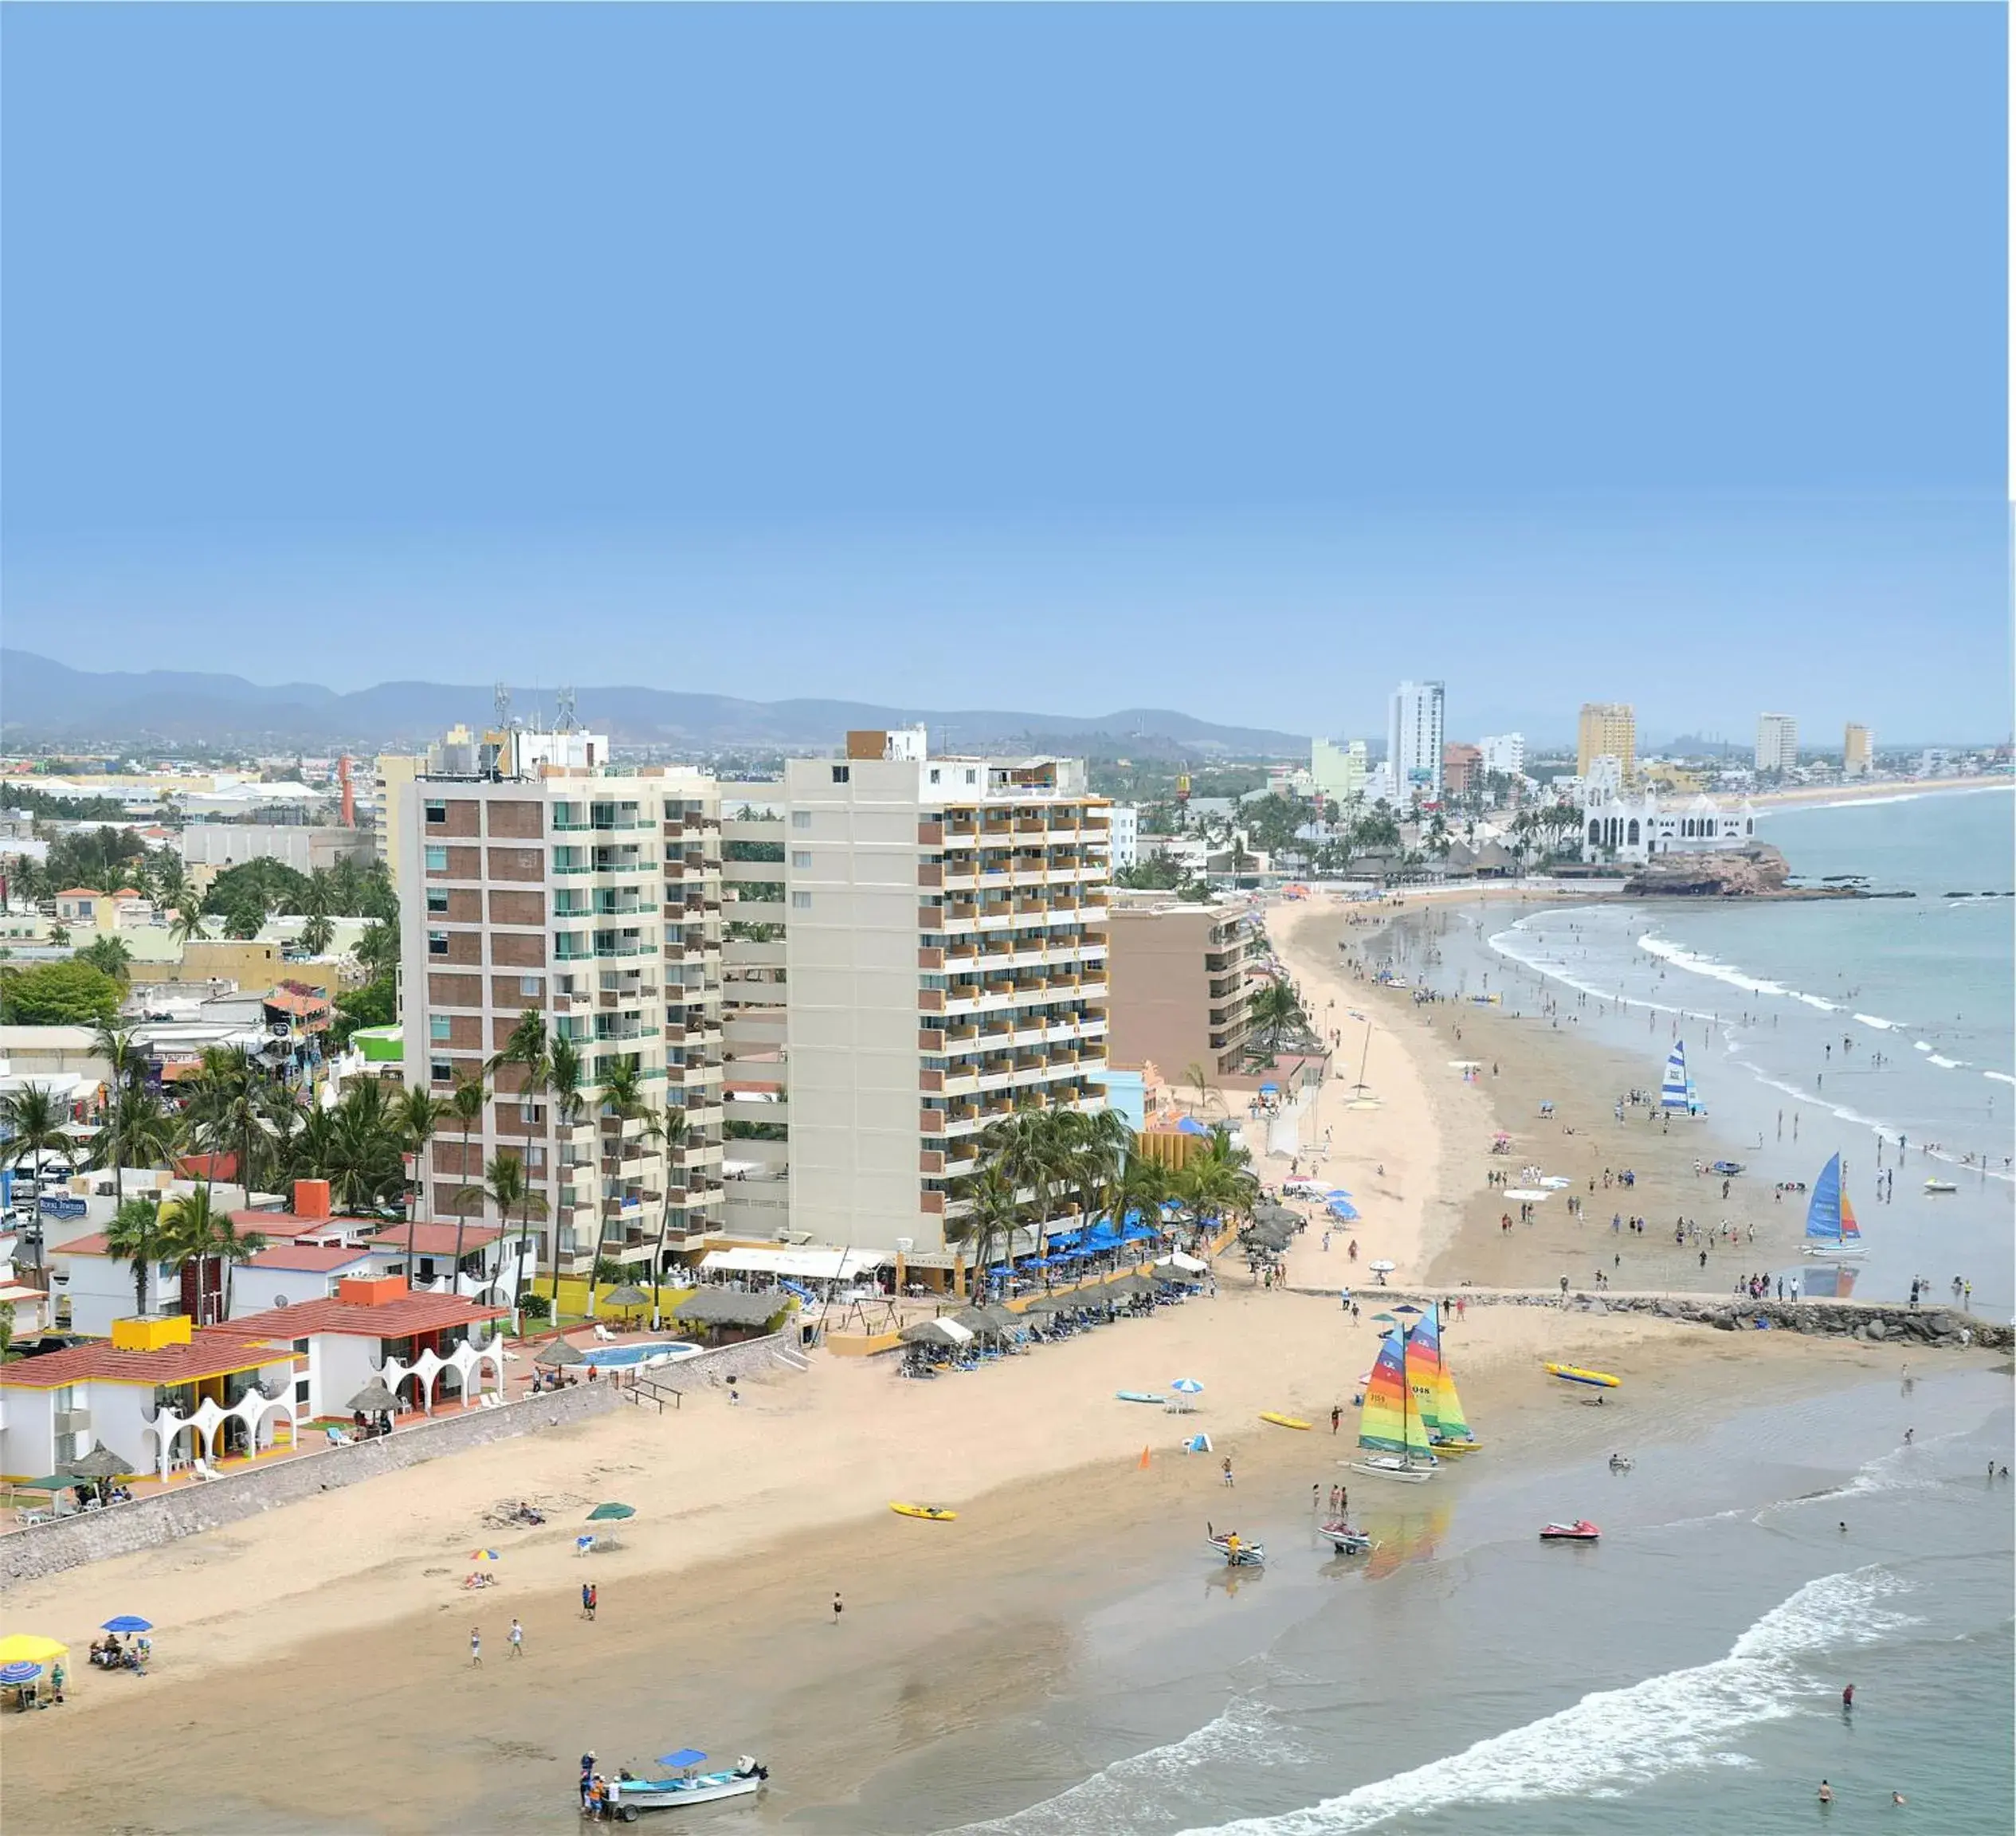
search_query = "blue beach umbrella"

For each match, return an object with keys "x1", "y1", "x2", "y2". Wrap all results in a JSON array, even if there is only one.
[
  {"x1": 1171, "y1": 1378, "x2": 1205, "y2": 1395},
  {"x1": 1176, "y1": 1116, "x2": 1210, "y2": 1136},
  {"x1": 1326, "y1": 1199, "x2": 1360, "y2": 1221},
  {"x1": 1259, "y1": 1083, "x2": 1279, "y2": 1096},
  {"x1": 100, "y1": 1616, "x2": 154, "y2": 1634},
  {"x1": 0, "y1": 1662, "x2": 42, "y2": 1686}
]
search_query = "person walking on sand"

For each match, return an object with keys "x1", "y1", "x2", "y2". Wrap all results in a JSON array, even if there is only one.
[
  {"x1": 470, "y1": 1626, "x2": 482, "y2": 1667},
  {"x1": 1331, "y1": 1403, "x2": 1343, "y2": 1434},
  {"x1": 582, "y1": 1582, "x2": 592, "y2": 1619},
  {"x1": 508, "y1": 1618, "x2": 524, "y2": 1658},
  {"x1": 832, "y1": 1591, "x2": 844, "y2": 1626},
  {"x1": 1222, "y1": 1457, "x2": 1235, "y2": 1489}
]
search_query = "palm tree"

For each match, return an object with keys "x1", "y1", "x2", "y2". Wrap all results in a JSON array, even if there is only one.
[
  {"x1": 446, "y1": 1070, "x2": 488, "y2": 1284},
  {"x1": 183, "y1": 1046, "x2": 257, "y2": 1204},
  {"x1": 298, "y1": 913, "x2": 335, "y2": 957},
  {"x1": 160, "y1": 1188, "x2": 269, "y2": 1324},
  {"x1": 1056, "y1": 1105, "x2": 1134, "y2": 1244},
  {"x1": 584, "y1": 1053, "x2": 641, "y2": 1313},
  {"x1": 0, "y1": 1082, "x2": 74, "y2": 1248},
  {"x1": 637, "y1": 1104, "x2": 689, "y2": 1329},
  {"x1": 1183, "y1": 1061, "x2": 1213, "y2": 1116},
  {"x1": 104, "y1": 1195, "x2": 166, "y2": 1319},
  {"x1": 1248, "y1": 979, "x2": 1305, "y2": 1057},
  {"x1": 393, "y1": 1087, "x2": 453, "y2": 1289},
  {"x1": 546, "y1": 1036, "x2": 590, "y2": 1312},
  {"x1": 96, "y1": 1088, "x2": 182, "y2": 1178},
  {"x1": 486, "y1": 1153, "x2": 547, "y2": 1324},
  {"x1": 976, "y1": 1106, "x2": 1065, "y2": 1273},
  {"x1": 90, "y1": 1022, "x2": 140, "y2": 1206},
  {"x1": 952, "y1": 1165, "x2": 1020, "y2": 1297},
  {"x1": 353, "y1": 919, "x2": 398, "y2": 982},
  {"x1": 167, "y1": 907, "x2": 211, "y2": 950}
]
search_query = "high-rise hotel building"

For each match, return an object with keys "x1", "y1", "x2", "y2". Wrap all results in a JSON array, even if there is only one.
[
  {"x1": 396, "y1": 743, "x2": 726, "y2": 1277},
  {"x1": 717, "y1": 729, "x2": 1112, "y2": 1257}
]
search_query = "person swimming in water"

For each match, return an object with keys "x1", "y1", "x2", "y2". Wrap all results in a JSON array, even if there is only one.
[
  {"x1": 1842, "y1": 1684, "x2": 1855, "y2": 1712},
  {"x1": 1818, "y1": 1780, "x2": 1834, "y2": 1803}
]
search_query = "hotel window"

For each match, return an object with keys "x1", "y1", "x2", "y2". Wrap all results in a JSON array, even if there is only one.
[
  {"x1": 791, "y1": 891, "x2": 813, "y2": 909},
  {"x1": 791, "y1": 810, "x2": 811, "y2": 829},
  {"x1": 791, "y1": 851, "x2": 813, "y2": 870},
  {"x1": 425, "y1": 799, "x2": 447, "y2": 823},
  {"x1": 520, "y1": 975, "x2": 542, "y2": 996},
  {"x1": 425, "y1": 845, "x2": 449, "y2": 873},
  {"x1": 430, "y1": 1057, "x2": 453, "y2": 1084},
  {"x1": 426, "y1": 889, "x2": 449, "y2": 914},
  {"x1": 830, "y1": 766, "x2": 850, "y2": 784},
  {"x1": 428, "y1": 930, "x2": 449, "y2": 956},
  {"x1": 429, "y1": 1015, "x2": 452, "y2": 1042}
]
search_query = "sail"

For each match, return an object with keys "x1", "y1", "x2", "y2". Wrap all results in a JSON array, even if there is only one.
[
  {"x1": 1661, "y1": 1041, "x2": 1690, "y2": 1110},
  {"x1": 1358, "y1": 1328, "x2": 1431, "y2": 1456},
  {"x1": 1805, "y1": 1154, "x2": 1847, "y2": 1244},
  {"x1": 1405, "y1": 1306, "x2": 1445, "y2": 1436},
  {"x1": 1838, "y1": 1181, "x2": 1861, "y2": 1245}
]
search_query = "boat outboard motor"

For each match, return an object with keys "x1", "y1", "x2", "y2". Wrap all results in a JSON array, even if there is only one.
[{"x1": 735, "y1": 1757, "x2": 770, "y2": 1780}]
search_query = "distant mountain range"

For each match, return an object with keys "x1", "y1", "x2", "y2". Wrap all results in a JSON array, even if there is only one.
[{"x1": 0, "y1": 650, "x2": 1308, "y2": 759}]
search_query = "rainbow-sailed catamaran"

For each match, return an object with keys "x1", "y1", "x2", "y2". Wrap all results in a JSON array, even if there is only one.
[
  {"x1": 1802, "y1": 1153, "x2": 1865, "y2": 1258},
  {"x1": 1405, "y1": 1304, "x2": 1481, "y2": 1455},
  {"x1": 1351, "y1": 1326, "x2": 1440, "y2": 1484}
]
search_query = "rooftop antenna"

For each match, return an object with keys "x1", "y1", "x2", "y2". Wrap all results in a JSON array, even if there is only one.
[
  {"x1": 555, "y1": 687, "x2": 579, "y2": 733},
  {"x1": 493, "y1": 682, "x2": 512, "y2": 729}
]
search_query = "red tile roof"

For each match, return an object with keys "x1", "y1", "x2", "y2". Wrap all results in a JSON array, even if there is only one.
[
  {"x1": 0, "y1": 1328, "x2": 298, "y2": 1391},
  {"x1": 227, "y1": 1208, "x2": 384, "y2": 1242},
  {"x1": 226, "y1": 1292, "x2": 508, "y2": 1340},
  {"x1": 363, "y1": 1223, "x2": 504, "y2": 1257},
  {"x1": 241, "y1": 1243, "x2": 375, "y2": 1273}
]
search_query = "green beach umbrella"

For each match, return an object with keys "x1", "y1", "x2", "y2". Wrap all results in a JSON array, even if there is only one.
[
  {"x1": 1370, "y1": 1312, "x2": 1398, "y2": 1324},
  {"x1": 586, "y1": 1502, "x2": 635, "y2": 1522}
]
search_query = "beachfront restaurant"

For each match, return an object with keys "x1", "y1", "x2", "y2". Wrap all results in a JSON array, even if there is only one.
[
  {"x1": 226, "y1": 1280, "x2": 508, "y2": 1422},
  {"x1": 0, "y1": 1316, "x2": 302, "y2": 1489}
]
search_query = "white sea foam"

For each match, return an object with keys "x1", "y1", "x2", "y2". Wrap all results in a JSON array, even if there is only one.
[
  {"x1": 943, "y1": 1695, "x2": 1306, "y2": 1835},
  {"x1": 1915, "y1": 1041, "x2": 1933, "y2": 1053},
  {"x1": 1635, "y1": 935, "x2": 1838, "y2": 1010},
  {"x1": 1852, "y1": 1013, "x2": 1899, "y2": 1030},
  {"x1": 1177, "y1": 1571, "x2": 1916, "y2": 1836},
  {"x1": 1985, "y1": 1071, "x2": 2016, "y2": 1089},
  {"x1": 1927, "y1": 1054, "x2": 1963, "y2": 1069}
]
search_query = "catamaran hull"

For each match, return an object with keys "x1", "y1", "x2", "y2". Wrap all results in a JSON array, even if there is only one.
[
  {"x1": 1802, "y1": 1246, "x2": 1866, "y2": 1257},
  {"x1": 1348, "y1": 1457, "x2": 1437, "y2": 1484}
]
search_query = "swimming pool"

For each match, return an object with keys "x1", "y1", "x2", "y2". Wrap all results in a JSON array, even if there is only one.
[{"x1": 579, "y1": 1340, "x2": 704, "y2": 1369}]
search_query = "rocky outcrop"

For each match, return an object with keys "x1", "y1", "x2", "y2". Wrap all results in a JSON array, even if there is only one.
[{"x1": 1623, "y1": 844, "x2": 1792, "y2": 897}]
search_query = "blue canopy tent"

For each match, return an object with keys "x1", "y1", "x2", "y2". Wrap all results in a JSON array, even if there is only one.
[
  {"x1": 657, "y1": 1749, "x2": 708, "y2": 1771},
  {"x1": 1259, "y1": 1083, "x2": 1279, "y2": 1096},
  {"x1": 1176, "y1": 1116, "x2": 1210, "y2": 1136},
  {"x1": 1326, "y1": 1198, "x2": 1360, "y2": 1222}
]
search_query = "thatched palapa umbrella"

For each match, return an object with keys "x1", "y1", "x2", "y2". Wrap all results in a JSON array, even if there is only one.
[
  {"x1": 602, "y1": 1283, "x2": 651, "y2": 1325},
  {"x1": 69, "y1": 1442, "x2": 136, "y2": 1482},
  {"x1": 534, "y1": 1337, "x2": 586, "y2": 1367},
  {"x1": 345, "y1": 1377, "x2": 402, "y2": 1417}
]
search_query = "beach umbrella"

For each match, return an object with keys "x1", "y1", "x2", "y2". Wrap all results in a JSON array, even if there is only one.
[
  {"x1": 534, "y1": 1338, "x2": 586, "y2": 1367},
  {"x1": 602, "y1": 1282, "x2": 651, "y2": 1316},
  {"x1": 1369, "y1": 1259, "x2": 1396, "y2": 1273},
  {"x1": 69, "y1": 1442, "x2": 135, "y2": 1482},
  {"x1": 1176, "y1": 1116, "x2": 1210, "y2": 1136},
  {"x1": 469, "y1": 1550, "x2": 501, "y2": 1563},
  {"x1": 0, "y1": 1636, "x2": 68, "y2": 1666},
  {"x1": 1259, "y1": 1083, "x2": 1279, "y2": 1096},
  {"x1": 345, "y1": 1377, "x2": 401, "y2": 1416},
  {"x1": 1392, "y1": 1304, "x2": 1422, "y2": 1316},
  {"x1": 0, "y1": 1662, "x2": 41, "y2": 1687},
  {"x1": 1171, "y1": 1378, "x2": 1204, "y2": 1395},
  {"x1": 1326, "y1": 1199, "x2": 1360, "y2": 1221},
  {"x1": 100, "y1": 1616, "x2": 153, "y2": 1634},
  {"x1": 586, "y1": 1502, "x2": 635, "y2": 1522},
  {"x1": 1370, "y1": 1312, "x2": 1398, "y2": 1324},
  {"x1": 14, "y1": 1473, "x2": 82, "y2": 1493}
]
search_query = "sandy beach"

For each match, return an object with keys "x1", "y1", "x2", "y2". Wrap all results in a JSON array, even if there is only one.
[{"x1": 1, "y1": 889, "x2": 1997, "y2": 1833}]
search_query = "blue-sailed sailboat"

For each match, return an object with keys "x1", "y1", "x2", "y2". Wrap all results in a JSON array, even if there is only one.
[
  {"x1": 1802, "y1": 1153, "x2": 1865, "y2": 1257},
  {"x1": 1660, "y1": 1040, "x2": 1700, "y2": 1114}
]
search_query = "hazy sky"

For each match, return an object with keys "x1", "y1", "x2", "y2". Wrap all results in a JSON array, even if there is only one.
[{"x1": 3, "y1": 6, "x2": 2006, "y2": 742}]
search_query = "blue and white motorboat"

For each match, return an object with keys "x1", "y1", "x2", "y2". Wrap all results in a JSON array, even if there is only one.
[{"x1": 602, "y1": 1751, "x2": 768, "y2": 1819}]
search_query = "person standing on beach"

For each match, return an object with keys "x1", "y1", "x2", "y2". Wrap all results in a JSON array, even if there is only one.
[
  {"x1": 832, "y1": 1591, "x2": 845, "y2": 1626},
  {"x1": 1222, "y1": 1457, "x2": 1235, "y2": 1488},
  {"x1": 508, "y1": 1618, "x2": 524, "y2": 1658},
  {"x1": 470, "y1": 1626, "x2": 482, "y2": 1667},
  {"x1": 1331, "y1": 1404, "x2": 1343, "y2": 1434}
]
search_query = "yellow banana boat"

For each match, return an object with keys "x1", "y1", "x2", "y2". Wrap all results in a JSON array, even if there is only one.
[
  {"x1": 1544, "y1": 1363, "x2": 1619, "y2": 1389},
  {"x1": 890, "y1": 1502, "x2": 958, "y2": 1521},
  {"x1": 1259, "y1": 1412, "x2": 1312, "y2": 1430}
]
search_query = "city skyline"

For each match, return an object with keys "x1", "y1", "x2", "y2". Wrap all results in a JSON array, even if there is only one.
[{"x1": 2, "y1": 7, "x2": 2006, "y2": 740}]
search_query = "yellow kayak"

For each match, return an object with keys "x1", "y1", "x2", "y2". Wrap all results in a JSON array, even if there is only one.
[
  {"x1": 1544, "y1": 1363, "x2": 1619, "y2": 1389},
  {"x1": 890, "y1": 1502, "x2": 958, "y2": 1521},
  {"x1": 1434, "y1": 1438, "x2": 1484, "y2": 1455},
  {"x1": 1259, "y1": 1412, "x2": 1312, "y2": 1430}
]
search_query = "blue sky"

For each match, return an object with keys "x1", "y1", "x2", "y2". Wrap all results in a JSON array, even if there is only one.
[{"x1": 2, "y1": 6, "x2": 2006, "y2": 743}]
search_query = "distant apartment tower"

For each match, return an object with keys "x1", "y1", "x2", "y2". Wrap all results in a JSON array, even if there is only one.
[
  {"x1": 1576, "y1": 704, "x2": 1638, "y2": 783},
  {"x1": 1311, "y1": 738, "x2": 1369, "y2": 806},
  {"x1": 1106, "y1": 899, "x2": 1257, "y2": 1079},
  {"x1": 1386, "y1": 682, "x2": 1446, "y2": 802},
  {"x1": 715, "y1": 730, "x2": 1112, "y2": 1257},
  {"x1": 1103, "y1": 805, "x2": 1140, "y2": 871},
  {"x1": 1478, "y1": 732, "x2": 1526, "y2": 780},
  {"x1": 1441, "y1": 743, "x2": 1483, "y2": 797},
  {"x1": 398, "y1": 762, "x2": 726, "y2": 1280},
  {"x1": 1755, "y1": 714, "x2": 1799, "y2": 775},
  {"x1": 1843, "y1": 724, "x2": 1873, "y2": 779}
]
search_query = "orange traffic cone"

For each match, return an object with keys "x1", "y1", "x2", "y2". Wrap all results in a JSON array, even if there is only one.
[{"x1": 1139, "y1": 1446, "x2": 1151, "y2": 1470}]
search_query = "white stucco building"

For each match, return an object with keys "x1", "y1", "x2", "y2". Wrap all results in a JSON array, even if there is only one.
[
  {"x1": 1104, "y1": 804, "x2": 1140, "y2": 871},
  {"x1": 1581, "y1": 793, "x2": 1758, "y2": 865}
]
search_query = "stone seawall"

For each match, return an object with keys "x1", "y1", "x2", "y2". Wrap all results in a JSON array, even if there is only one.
[
  {"x1": 1298, "y1": 1285, "x2": 2013, "y2": 1352},
  {"x1": 0, "y1": 1333, "x2": 806, "y2": 1587}
]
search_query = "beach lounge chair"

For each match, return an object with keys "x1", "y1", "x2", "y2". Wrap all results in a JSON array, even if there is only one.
[
  {"x1": 593, "y1": 1323, "x2": 616, "y2": 1343},
  {"x1": 325, "y1": 1426, "x2": 355, "y2": 1448},
  {"x1": 194, "y1": 1457, "x2": 220, "y2": 1481}
]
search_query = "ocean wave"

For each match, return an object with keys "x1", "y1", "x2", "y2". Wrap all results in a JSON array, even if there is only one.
[
  {"x1": 1487, "y1": 923, "x2": 1723, "y2": 1026},
  {"x1": 1986, "y1": 1072, "x2": 2016, "y2": 1089},
  {"x1": 1926, "y1": 1054, "x2": 1964, "y2": 1069},
  {"x1": 1177, "y1": 1571, "x2": 1916, "y2": 1836},
  {"x1": 1636, "y1": 936, "x2": 1838, "y2": 1010},
  {"x1": 944, "y1": 1695, "x2": 1307, "y2": 1835},
  {"x1": 1852, "y1": 1013, "x2": 1899, "y2": 1031}
]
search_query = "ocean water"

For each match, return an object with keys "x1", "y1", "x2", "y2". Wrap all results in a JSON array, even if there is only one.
[
  {"x1": 854, "y1": 1372, "x2": 2012, "y2": 1836},
  {"x1": 1466, "y1": 788, "x2": 2015, "y2": 1315}
]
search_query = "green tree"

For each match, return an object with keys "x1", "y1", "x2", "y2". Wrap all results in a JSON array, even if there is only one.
[
  {"x1": 160, "y1": 1188, "x2": 269, "y2": 1323},
  {"x1": 104, "y1": 1195, "x2": 167, "y2": 1319},
  {"x1": 74, "y1": 936, "x2": 133, "y2": 983},
  {"x1": 0, "y1": 1081, "x2": 75, "y2": 1240},
  {"x1": 445, "y1": 1070, "x2": 488, "y2": 1282},
  {"x1": 393, "y1": 1086, "x2": 453, "y2": 1288},
  {"x1": 1248, "y1": 979, "x2": 1306, "y2": 1056},
  {"x1": 90, "y1": 1022, "x2": 141, "y2": 1206},
  {"x1": 0, "y1": 959, "x2": 122, "y2": 1024},
  {"x1": 354, "y1": 920, "x2": 399, "y2": 983},
  {"x1": 330, "y1": 976, "x2": 395, "y2": 1048},
  {"x1": 486, "y1": 1152, "x2": 547, "y2": 1323},
  {"x1": 637, "y1": 1104, "x2": 689, "y2": 1329},
  {"x1": 586, "y1": 1053, "x2": 641, "y2": 1312},
  {"x1": 950, "y1": 1164, "x2": 1021, "y2": 1296},
  {"x1": 298, "y1": 913, "x2": 336, "y2": 957}
]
